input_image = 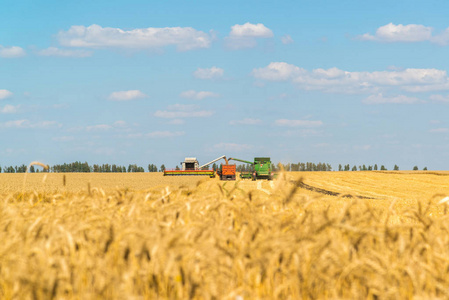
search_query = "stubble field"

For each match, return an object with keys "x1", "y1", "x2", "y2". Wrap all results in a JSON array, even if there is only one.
[{"x1": 1, "y1": 171, "x2": 449, "y2": 299}]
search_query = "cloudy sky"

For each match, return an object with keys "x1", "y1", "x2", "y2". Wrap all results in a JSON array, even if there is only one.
[{"x1": 1, "y1": 0, "x2": 449, "y2": 170}]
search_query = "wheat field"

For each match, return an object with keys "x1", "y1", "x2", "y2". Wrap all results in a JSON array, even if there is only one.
[{"x1": 1, "y1": 171, "x2": 449, "y2": 299}]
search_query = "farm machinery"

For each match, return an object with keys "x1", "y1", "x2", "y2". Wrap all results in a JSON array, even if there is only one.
[
  {"x1": 229, "y1": 157, "x2": 275, "y2": 180},
  {"x1": 163, "y1": 157, "x2": 216, "y2": 177},
  {"x1": 163, "y1": 156, "x2": 236, "y2": 180},
  {"x1": 200, "y1": 155, "x2": 236, "y2": 180},
  {"x1": 164, "y1": 156, "x2": 275, "y2": 180}
]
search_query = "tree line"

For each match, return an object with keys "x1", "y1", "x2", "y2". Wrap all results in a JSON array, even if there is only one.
[
  {"x1": 0, "y1": 162, "x2": 164, "y2": 173},
  {"x1": 0, "y1": 161, "x2": 429, "y2": 173}
]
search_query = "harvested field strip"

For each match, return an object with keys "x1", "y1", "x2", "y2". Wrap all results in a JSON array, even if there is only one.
[
  {"x1": 289, "y1": 171, "x2": 449, "y2": 202},
  {"x1": 294, "y1": 180, "x2": 375, "y2": 199}
]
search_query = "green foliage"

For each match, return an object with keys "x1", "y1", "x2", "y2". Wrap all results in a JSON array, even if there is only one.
[{"x1": 148, "y1": 164, "x2": 158, "y2": 172}]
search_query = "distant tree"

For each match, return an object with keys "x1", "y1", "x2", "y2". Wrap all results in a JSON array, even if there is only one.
[
  {"x1": 374, "y1": 164, "x2": 378, "y2": 171},
  {"x1": 0, "y1": 165, "x2": 2, "y2": 173},
  {"x1": 413, "y1": 166, "x2": 418, "y2": 170},
  {"x1": 175, "y1": 165, "x2": 180, "y2": 171},
  {"x1": 423, "y1": 167, "x2": 428, "y2": 171},
  {"x1": 212, "y1": 163, "x2": 217, "y2": 171},
  {"x1": 29, "y1": 165, "x2": 35, "y2": 173},
  {"x1": 344, "y1": 164, "x2": 350, "y2": 171},
  {"x1": 160, "y1": 164, "x2": 166, "y2": 172},
  {"x1": 352, "y1": 165, "x2": 357, "y2": 171},
  {"x1": 291, "y1": 163, "x2": 299, "y2": 171},
  {"x1": 5, "y1": 166, "x2": 15, "y2": 173},
  {"x1": 148, "y1": 164, "x2": 158, "y2": 172},
  {"x1": 15, "y1": 164, "x2": 27, "y2": 173},
  {"x1": 380, "y1": 165, "x2": 387, "y2": 170},
  {"x1": 394, "y1": 165, "x2": 399, "y2": 171},
  {"x1": 368, "y1": 165, "x2": 372, "y2": 171},
  {"x1": 338, "y1": 164, "x2": 342, "y2": 171}
]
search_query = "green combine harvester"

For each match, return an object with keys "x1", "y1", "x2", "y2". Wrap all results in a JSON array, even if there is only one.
[{"x1": 229, "y1": 157, "x2": 275, "y2": 180}]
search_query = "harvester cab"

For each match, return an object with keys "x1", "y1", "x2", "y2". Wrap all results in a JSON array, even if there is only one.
[{"x1": 182, "y1": 157, "x2": 199, "y2": 171}]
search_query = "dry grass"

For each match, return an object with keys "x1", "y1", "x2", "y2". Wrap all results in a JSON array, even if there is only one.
[{"x1": 1, "y1": 171, "x2": 449, "y2": 299}]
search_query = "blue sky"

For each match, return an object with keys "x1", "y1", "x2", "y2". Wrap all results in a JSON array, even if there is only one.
[{"x1": 1, "y1": 0, "x2": 449, "y2": 170}]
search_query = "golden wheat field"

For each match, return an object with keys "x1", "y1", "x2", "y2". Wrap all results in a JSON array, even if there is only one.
[{"x1": 1, "y1": 171, "x2": 449, "y2": 299}]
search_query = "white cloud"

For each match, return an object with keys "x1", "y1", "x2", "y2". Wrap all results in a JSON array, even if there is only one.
[
  {"x1": 193, "y1": 67, "x2": 224, "y2": 79},
  {"x1": 358, "y1": 23, "x2": 449, "y2": 45},
  {"x1": 225, "y1": 22, "x2": 273, "y2": 50},
  {"x1": 58, "y1": 24, "x2": 213, "y2": 51},
  {"x1": 86, "y1": 124, "x2": 113, "y2": 131},
  {"x1": 430, "y1": 128, "x2": 449, "y2": 133},
  {"x1": 52, "y1": 136, "x2": 75, "y2": 142},
  {"x1": 275, "y1": 119, "x2": 323, "y2": 127},
  {"x1": 180, "y1": 90, "x2": 219, "y2": 100},
  {"x1": 252, "y1": 62, "x2": 305, "y2": 81},
  {"x1": 154, "y1": 104, "x2": 214, "y2": 118},
  {"x1": 253, "y1": 62, "x2": 449, "y2": 93},
  {"x1": 430, "y1": 94, "x2": 449, "y2": 103},
  {"x1": 358, "y1": 23, "x2": 432, "y2": 42},
  {"x1": 108, "y1": 90, "x2": 147, "y2": 101},
  {"x1": 167, "y1": 104, "x2": 197, "y2": 111},
  {"x1": 0, "y1": 104, "x2": 20, "y2": 113},
  {"x1": 145, "y1": 131, "x2": 185, "y2": 138},
  {"x1": 37, "y1": 47, "x2": 93, "y2": 57},
  {"x1": 113, "y1": 120, "x2": 127, "y2": 127},
  {"x1": 363, "y1": 94, "x2": 421, "y2": 104},
  {"x1": 0, "y1": 120, "x2": 61, "y2": 129},
  {"x1": 213, "y1": 142, "x2": 252, "y2": 152},
  {"x1": 229, "y1": 118, "x2": 262, "y2": 125},
  {"x1": 0, "y1": 90, "x2": 13, "y2": 100},
  {"x1": 229, "y1": 23, "x2": 273, "y2": 38},
  {"x1": 0, "y1": 46, "x2": 25, "y2": 58},
  {"x1": 431, "y1": 28, "x2": 449, "y2": 46},
  {"x1": 281, "y1": 35, "x2": 294, "y2": 44}
]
